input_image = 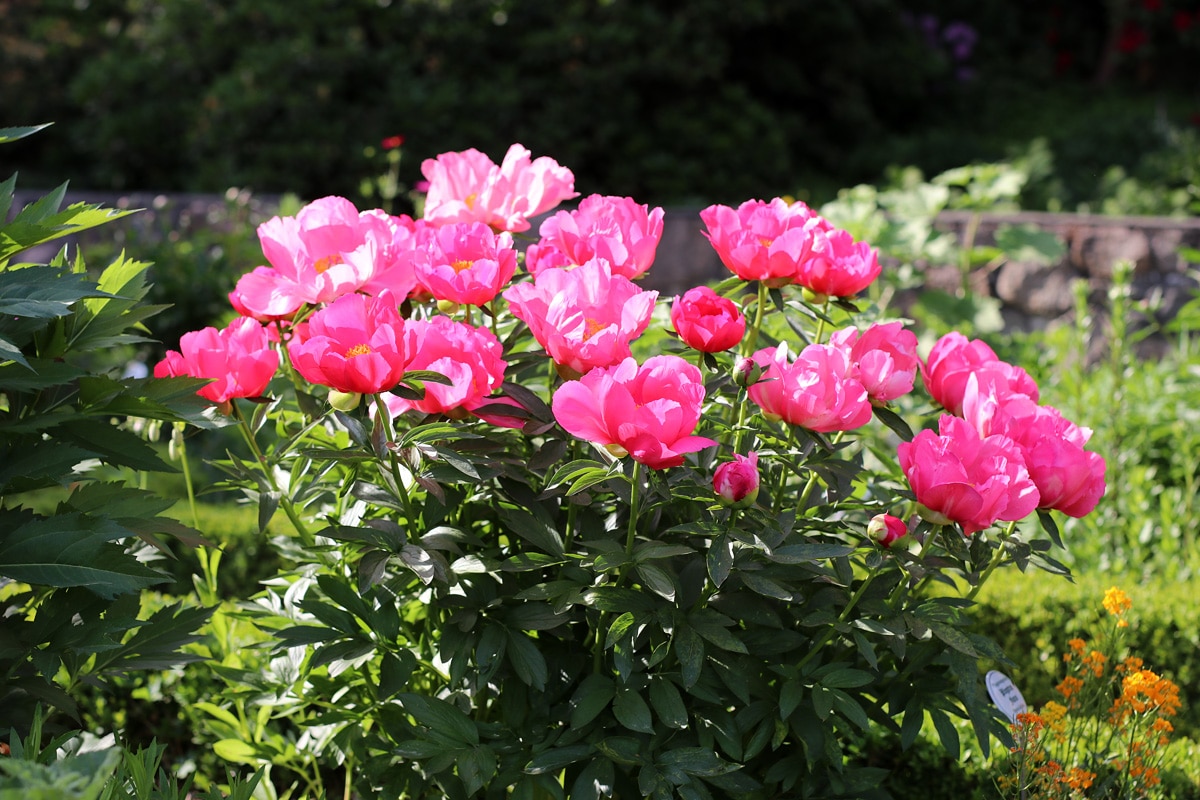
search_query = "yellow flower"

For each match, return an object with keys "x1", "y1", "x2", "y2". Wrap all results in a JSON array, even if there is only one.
[{"x1": 1103, "y1": 586, "x2": 1132, "y2": 618}]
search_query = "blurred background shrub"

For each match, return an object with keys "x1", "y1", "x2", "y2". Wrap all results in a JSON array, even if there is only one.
[{"x1": 3, "y1": 0, "x2": 1197, "y2": 212}]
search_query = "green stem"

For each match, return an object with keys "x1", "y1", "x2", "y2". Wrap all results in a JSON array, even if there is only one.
[
  {"x1": 813, "y1": 299, "x2": 830, "y2": 345},
  {"x1": 965, "y1": 521, "x2": 1016, "y2": 602},
  {"x1": 889, "y1": 525, "x2": 941, "y2": 606},
  {"x1": 231, "y1": 401, "x2": 314, "y2": 544},
  {"x1": 742, "y1": 282, "x2": 769, "y2": 356},
  {"x1": 795, "y1": 568, "x2": 879, "y2": 672},
  {"x1": 175, "y1": 422, "x2": 200, "y2": 530},
  {"x1": 372, "y1": 393, "x2": 418, "y2": 525},
  {"x1": 594, "y1": 460, "x2": 644, "y2": 673}
]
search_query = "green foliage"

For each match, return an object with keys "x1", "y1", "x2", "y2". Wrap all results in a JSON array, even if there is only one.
[
  {"x1": 0, "y1": 131, "x2": 219, "y2": 735},
  {"x1": 0, "y1": 707, "x2": 265, "y2": 800}
]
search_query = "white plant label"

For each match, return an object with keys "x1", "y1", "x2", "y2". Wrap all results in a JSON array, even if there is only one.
[{"x1": 985, "y1": 670, "x2": 1028, "y2": 723}]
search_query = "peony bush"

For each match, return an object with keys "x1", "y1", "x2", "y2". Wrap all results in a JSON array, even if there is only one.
[{"x1": 157, "y1": 143, "x2": 1106, "y2": 798}]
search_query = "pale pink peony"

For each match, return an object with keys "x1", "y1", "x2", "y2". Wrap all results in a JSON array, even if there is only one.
[
  {"x1": 525, "y1": 194, "x2": 664, "y2": 280},
  {"x1": 286, "y1": 292, "x2": 408, "y2": 395},
  {"x1": 670, "y1": 286, "x2": 746, "y2": 353},
  {"x1": 421, "y1": 143, "x2": 577, "y2": 233},
  {"x1": 413, "y1": 221, "x2": 518, "y2": 306},
  {"x1": 551, "y1": 355, "x2": 716, "y2": 469},
  {"x1": 231, "y1": 196, "x2": 385, "y2": 320},
  {"x1": 921, "y1": 331, "x2": 1039, "y2": 415},
  {"x1": 358, "y1": 210, "x2": 425, "y2": 301},
  {"x1": 700, "y1": 198, "x2": 832, "y2": 286},
  {"x1": 503, "y1": 259, "x2": 657, "y2": 376},
  {"x1": 747, "y1": 342, "x2": 873, "y2": 433},
  {"x1": 793, "y1": 226, "x2": 881, "y2": 299},
  {"x1": 713, "y1": 452, "x2": 760, "y2": 508},
  {"x1": 383, "y1": 315, "x2": 517, "y2": 424},
  {"x1": 897, "y1": 414, "x2": 1040, "y2": 536},
  {"x1": 961, "y1": 380, "x2": 1106, "y2": 518},
  {"x1": 828, "y1": 322, "x2": 920, "y2": 404},
  {"x1": 154, "y1": 317, "x2": 279, "y2": 405}
]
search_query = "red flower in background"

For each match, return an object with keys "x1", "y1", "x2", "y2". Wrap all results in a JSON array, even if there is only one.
[
  {"x1": 1173, "y1": 10, "x2": 1194, "y2": 31},
  {"x1": 1142, "y1": 0, "x2": 1162, "y2": 12},
  {"x1": 1117, "y1": 22, "x2": 1148, "y2": 53},
  {"x1": 381, "y1": 135, "x2": 405, "y2": 150}
]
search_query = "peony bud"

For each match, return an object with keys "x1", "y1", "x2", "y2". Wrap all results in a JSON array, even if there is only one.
[
  {"x1": 868, "y1": 513, "x2": 908, "y2": 547},
  {"x1": 732, "y1": 355, "x2": 764, "y2": 388},
  {"x1": 714, "y1": 452, "x2": 760, "y2": 508},
  {"x1": 329, "y1": 390, "x2": 363, "y2": 412}
]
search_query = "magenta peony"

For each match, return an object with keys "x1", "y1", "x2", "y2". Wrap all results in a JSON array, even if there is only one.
[
  {"x1": 670, "y1": 286, "x2": 746, "y2": 353},
  {"x1": 747, "y1": 342, "x2": 873, "y2": 433},
  {"x1": 713, "y1": 452, "x2": 761, "y2": 508},
  {"x1": 699, "y1": 198, "x2": 830, "y2": 287},
  {"x1": 829, "y1": 322, "x2": 920, "y2": 404},
  {"x1": 551, "y1": 355, "x2": 716, "y2": 469},
  {"x1": 154, "y1": 316, "x2": 279, "y2": 406},
  {"x1": 525, "y1": 194, "x2": 664, "y2": 280},
  {"x1": 897, "y1": 414, "x2": 1040, "y2": 535},
  {"x1": 286, "y1": 292, "x2": 408, "y2": 395},
  {"x1": 503, "y1": 258, "x2": 657, "y2": 377}
]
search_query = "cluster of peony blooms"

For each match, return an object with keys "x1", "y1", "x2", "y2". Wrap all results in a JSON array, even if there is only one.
[{"x1": 155, "y1": 141, "x2": 1105, "y2": 540}]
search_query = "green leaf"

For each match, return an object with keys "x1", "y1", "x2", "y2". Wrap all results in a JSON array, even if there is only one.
[
  {"x1": 648, "y1": 678, "x2": 688, "y2": 730},
  {"x1": 525, "y1": 744, "x2": 593, "y2": 775},
  {"x1": 506, "y1": 630, "x2": 548, "y2": 690},
  {"x1": 498, "y1": 505, "x2": 564, "y2": 557},
  {"x1": 398, "y1": 692, "x2": 479, "y2": 745},
  {"x1": 0, "y1": 512, "x2": 167, "y2": 597},
  {"x1": 657, "y1": 747, "x2": 737, "y2": 777},
  {"x1": 613, "y1": 687, "x2": 655, "y2": 734},
  {"x1": 769, "y1": 543, "x2": 856, "y2": 563},
  {"x1": 570, "y1": 674, "x2": 616, "y2": 729},
  {"x1": 707, "y1": 535, "x2": 734, "y2": 588},
  {"x1": 817, "y1": 667, "x2": 874, "y2": 689},
  {"x1": 91, "y1": 601, "x2": 213, "y2": 673},
  {"x1": 674, "y1": 625, "x2": 705, "y2": 689},
  {"x1": 993, "y1": 223, "x2": 1066, "y2": 266},
  {"x1": 0, "y1": 123, "x2": 52, "y2": 144},
  {"x1": 212, "y1": 739, "x2": 261, "y2": 765},
  {"x1": 930, "y1": 709, "x2": 960, "y2": 760}
]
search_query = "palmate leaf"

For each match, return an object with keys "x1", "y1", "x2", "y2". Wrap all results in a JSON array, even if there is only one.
[
  {"x1": 0, "y1": 511, "x2": 169, "y2": 598},
  {"x1": 89, "y1": 601, "x2": 214, "y2": 673},
  {"x1": 0, "y1": 123, "x2": 52, "y2": 144},
  {"x1": 0, "y1": 264, "x2": 112, "y2": 319},
  {"x1": 0, "y1": 184, "x2": 139, "y2": 263}
]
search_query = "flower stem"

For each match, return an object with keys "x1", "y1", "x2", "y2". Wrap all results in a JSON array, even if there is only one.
[
  {"x1": 813, "y1": 298, "x2": 830, "y2": 345},
  {"x1": 742, "y1": 281, "x2": 769, "y2": 356},
  {"x1": 372, "y1": 393, "x2": 419, "y2": 525},
  {"x1": 965, "y1": 521, "x2": 1016, "y2": 602},
  {"x1": 795, "y1": 568, "x2": 878, "y2": 672},
  {"x1": 231, "y1": 401, "x2": 314, "y2": 545},
  {"x1": 175, "y1": 422, "x2": 200, "y2": 530},
  {"x1": 889, "y1": 524, "x2": 941, "y2": 606}
]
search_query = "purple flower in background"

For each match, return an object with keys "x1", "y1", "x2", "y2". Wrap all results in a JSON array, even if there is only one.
[{"x1": 942, "y1": 21, "x2": 978, "y2": 62}]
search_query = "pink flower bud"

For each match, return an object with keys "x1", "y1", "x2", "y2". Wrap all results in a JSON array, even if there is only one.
[
  {"x1": 867, "y1": 514, "x2": 907, "y2": 547},
  {"x1": 714, "y1": 452, "x2": 760, "y2": 508},
  {"x1": 732, "y1": 356, "x2": 764, "y2": 388}
]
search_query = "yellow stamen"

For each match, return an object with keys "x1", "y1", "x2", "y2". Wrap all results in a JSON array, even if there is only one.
[
  {"x1": 346, "y1": 343, "x2": 372, "y2": 357},
  {"x1": 451, "y1": 259, "x2": 474, "y2": 273},
  {"x1": 314, "y1": 254, "x2": 345, "y2": 273}
]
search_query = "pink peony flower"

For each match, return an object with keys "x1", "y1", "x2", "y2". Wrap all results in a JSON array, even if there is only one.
[
  {"x1": 699, "y1": 198, "x2": 831, "y2": 287},
  {"x1": 961, "y1": 381, "x2": 1106, "y2": 518},
  {"x1": 713, "y1": 452, "x2": 760, "y2": 508},
  {"x1": 670, "y1": 286, "x2": 746, "y2": 353},
  {"x1": 525, "y1": 194, "x2": 664, "y2": 280},
  {"x1": 921, "y1": 331, "x2": 1039, "y2": 415},
  {"x1": 231, "y1": 196, "x2": 384, "y2": 320},
  {"x1": 793, "y1": 226, "x2": 881, "y2": 299},
  {"x1": 503, "y1": 259, "x2": 658, "y2": 377},
  {"x1": 829, "y1": 322, "x2": 920, "y2": 404},
  {"x1": 551, "y1": 355, "x2": 717, "y2": 469},
  {"x1": 421, "y1": 143, "x2": 577, "y2": 233},
  {"x1": 867, "y1": 513, "x2": 908, "y2": 547},
  {"x1": 413, "y1": 221, "x2": 518, "y2": 307},
  {"x1": 358, "y1": 210, "x2": 425, "y2": 301},
  {"x1": 286, "y1": 292, "x2": 408, "y2": 395},
  {"x1": 747, "y1": 342, "x2": 873, "y2": 433},
  {"x1": 383, "y1": 316, "x2": 517, "y2": 424},
  {"x1": 154, "y1": 317, "x2": 279, "y2": 406},
  {"x1": 897, "y1": 414, "x2": 1040, "y2": 536}
]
